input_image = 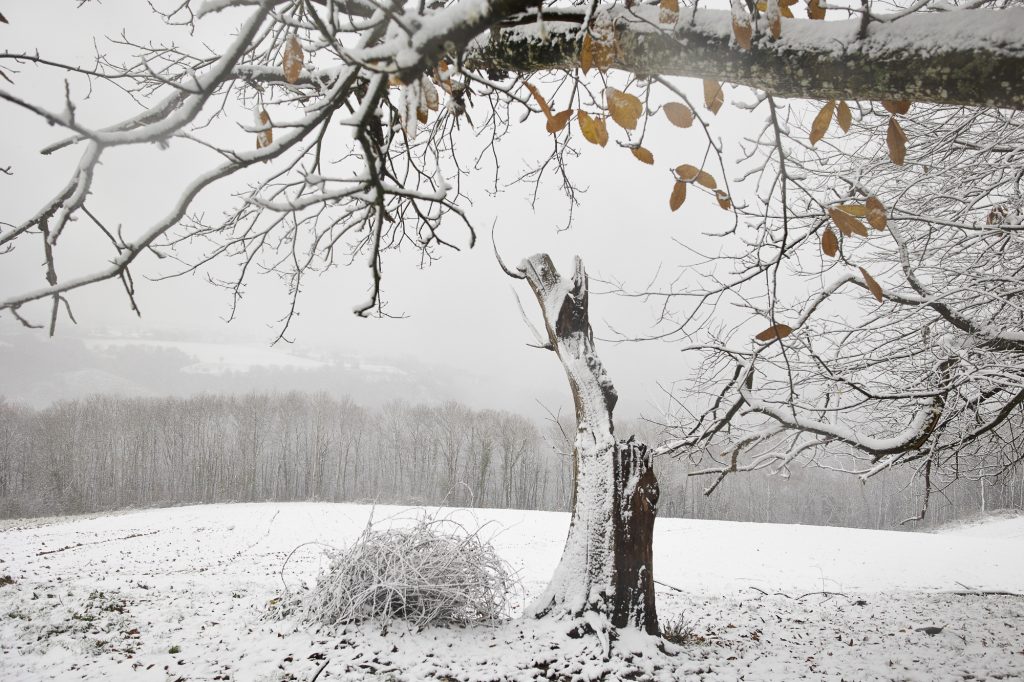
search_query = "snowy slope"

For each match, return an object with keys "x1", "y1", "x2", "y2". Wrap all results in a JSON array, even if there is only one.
[{"x1": 1, "y1": 504, "x2": 1022, "y2": 680}]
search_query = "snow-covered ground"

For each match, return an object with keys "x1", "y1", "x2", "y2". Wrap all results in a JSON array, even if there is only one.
[{"x1": 1, "y1": 503, "x2": 1022, "y2": 680}]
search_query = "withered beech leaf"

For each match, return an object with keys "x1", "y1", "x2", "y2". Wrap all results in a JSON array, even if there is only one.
[
  {"x1": 732, "y1": 18, "x2": 753, "y2": 50},
  {"x1": 423, "y1": 78, "x2": 439, "y2": 111},
  {"x1": 256, "y1": 109, "x2": 273, "y2": 149},
  {"x1": 547, "y1": 109, "x2": 572, "y2": 134},
  {"x1": 887, "y1": 116, "x2": 908, "y2": 165},
  {"x1": 695, "y1": 170, "x2": 717, "y2": 190},
  {"x1": 282, "y1": 35, "x2": 304, "y2": 84},
  {"x1": 676, "y1": 164, "x2": 700, "y2": 182},
  {"x1": 715, "y1": 189, "x2": 732, "y2": 210},
  {"x1": 834, "y1": 204, "x2": 867, "y2": 217},
  {"x1": 659, "y1": 0, "x2": 679, "y2": 24},
  {"x1": 632, "y1": 146, "x2": 655, "y2": 164},
  {"x1": 577, "y1": 110, "x2": 608, "y2": 147},
  {"x1": 829, "y1": 207, "x2": 868, "y2": 237},
  {"x1": 606, "y1": 88, "x2": 643, "y2": 130},
  {"x1": 882, "y1": 99, "x2": 911, "y2": 115},
  {"x1": 810, "y1": 100, "x2": 835, "y2": 146},
  {"x1": 859, "y1": 267, "x2": 884, "y2": 303},
  {"x1": 670, "y1": 181, "x2": 687, "y2": 211},
  {"x1": 416, "y1": 107, "x2": 428, "y2": 124},
  {"x1": 676, "y1": 164, "x2": 716, "y2": 189},
  {"x1": 594, "y1": 116, "x2": 609, "y2": 146},
  {"x1": 755, "y1": 323, "x2": 793, "y2": 342},
  {"x1": 865, "y1": 196, "x2": 888, "y2": 230},
  {"x1": 703, "y1": 80, "x2": 724, "y2": 114},
  {"x1": 821, "y1": 227, "x2": 839, "y2": 257},
  {"x1": 590, "y1": 32, "x2": 617, "y2": 72},
  {"x1": 836, "y1": 100, "x2": 852, "y2": 133},
  {"x1": 580, "y1": 34, "x2": 593, "y2": 75},
  {"x1": 806, "y1": 0, "x2": 826, "y2": 19},
  {"x1": 524, "y1": 82, "x2": 552, "y2": 120},
  {"x1": 663, "y1": 102, "x2": 694, "y2": 128}
]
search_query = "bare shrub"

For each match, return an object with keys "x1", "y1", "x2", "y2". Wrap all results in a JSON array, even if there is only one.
[
  {"x1": 288, "y1": 511, "x2": 518, "y2": 631},
  {"x1": 661, "y1": 612, "x2": 704, "y2": 646}
]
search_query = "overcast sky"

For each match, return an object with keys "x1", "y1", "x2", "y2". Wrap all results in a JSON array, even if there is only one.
[{"x1": 0, "y1": 1, "x2": 750, "y2": 422}]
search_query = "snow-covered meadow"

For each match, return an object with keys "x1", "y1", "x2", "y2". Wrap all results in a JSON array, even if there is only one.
[{"x1": 1, "y1": 503, "x2": 1022, "y2": 680}]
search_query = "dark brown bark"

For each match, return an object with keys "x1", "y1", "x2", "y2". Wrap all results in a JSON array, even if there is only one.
[
  {"x1": 521, "y1": 254, "x2": 659, "y2": 635},
  {"x1": 612, "y1": 440, "x2": 659, "y2": 633}
]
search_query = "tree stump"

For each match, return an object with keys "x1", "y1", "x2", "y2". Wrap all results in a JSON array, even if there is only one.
[{"x1": 519, "y1": 254, "x2": 659, "y2": 635}]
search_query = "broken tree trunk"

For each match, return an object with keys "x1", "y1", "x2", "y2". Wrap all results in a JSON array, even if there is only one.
[{"x1": 519, "y1": 254, "x2": 659, "y2": 635}]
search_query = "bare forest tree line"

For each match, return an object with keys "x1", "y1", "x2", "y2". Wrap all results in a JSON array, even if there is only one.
[{"x1": 0, "y1": 392, "x2": 1020, "y2": 527}]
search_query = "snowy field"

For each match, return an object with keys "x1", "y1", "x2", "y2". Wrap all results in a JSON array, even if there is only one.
[{"x1": 1, "y1": 503, "x2": 1022, "y2": 681}]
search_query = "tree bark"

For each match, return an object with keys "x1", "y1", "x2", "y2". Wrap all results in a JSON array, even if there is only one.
[
  {"x1": 469, "y1": 6, "x2": 1024, "y2": 109},
  {"x1": 520, "y1": 254, "x2": 659, "y2": 635}
]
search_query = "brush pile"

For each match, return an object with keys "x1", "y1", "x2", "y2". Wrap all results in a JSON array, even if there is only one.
[{"x1": 299, "y1": 513, "x2": 517, "y2": 630}]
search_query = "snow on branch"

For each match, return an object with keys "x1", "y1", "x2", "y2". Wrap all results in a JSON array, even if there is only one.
[{"x1": 473, "y1": 6, "x2": 1024, "y2": 109}]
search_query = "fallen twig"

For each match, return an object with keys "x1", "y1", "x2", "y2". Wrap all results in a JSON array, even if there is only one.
[{"x1": 36, "y1": 530, "x2": 160, "y2": 556}]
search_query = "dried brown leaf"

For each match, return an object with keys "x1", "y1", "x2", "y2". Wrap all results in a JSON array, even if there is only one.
[
  {"x1": 675, "y1": 164, "x2": 699, "y2": 182},
  {"x1": 859, "y1": 267, "x2": 884, "y2": 303},
  {"x1": 829, "y1": 207, "x2": 868, "y2": 237},
  {"x1": 524, "y1": 82, "x2": 552, "y2": 119},
  {"x1": 865, "y1": 196, "x2": 887, "y2": 230},
  {"x1": 887, "y1": 116, "x2": 907, "y2": 165},
  {"x1": 834, "y1": 204, "x2": 866, "y2": 217},
  {"x1": 256, "y1": 109, "x2": 273, "y2": 149},
  {"x1": 663, "y1": 102, "x2": 694, "y2": 128},
  {"x1": 755, "y1": 323, "x2": 793, "y2": 342},
  {"x1": 593, "y1": 116, "x2": 609, "y2": 146},
  {"x1": 282, "y1": 35, "x2": 304, "y2": 84},
  {"x1": 632, "y1": 146, "x2": 655, "y2": 164},
  {"x1": 806, "y1": 0, "x2": 826, "y2": 19},
  {"x1": 580, "y1": 34, "x2": 593, "y2": 75},
  {"x1": 423, "y1": 79, "x2": 439, "y2": 112},
  {"x1": 732, "y1": 18, "x2": 753, "y2": 50},
  {"x1": 882, "y1": 99, "x2": 911, "y2": 115},
  {"x1": 590, "y1": 27, "x2": 617, "y2": 72},
  {"x1": 696, "y1": 170, "x2": 717, "y2": 189},
  {"x1": 670, "y1": 181, "x2": 687, "y2": 211},
  {"x1": 703, "y1": 80, "x2": 724, "y2": 114},
  {"x1": 606, "y1": 88, "x2": 643, "y2": 130},
  {"x1": 821, "y1": 227, "x2": 838, "y2": 257},
  {"x1": 810, "y1": 100, "x2": 835, "y2": 146},
  {"x1": 836, "y1": 100, "x2": 852, "y2": 133},
  {"x1": 659, "y1": 0, "x2": 679, "y2": 24},
  {"x1": 547, "y1": 109, "x2": 572, "y2": 134},
  {"x1": 715, "y1": 189, "x2": 732, "y2": 210},
  {"x1": 577, "y1": 110, "x2": 607, "y2": 147}
]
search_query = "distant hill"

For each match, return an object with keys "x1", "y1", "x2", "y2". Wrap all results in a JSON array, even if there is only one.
[{"x1": 0, "y1": 331, "x2": 568, "y2": 416}]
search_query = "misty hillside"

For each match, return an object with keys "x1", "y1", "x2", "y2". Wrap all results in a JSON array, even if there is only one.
[{"x1": 0, "y1": 332, "x2": 566, "y2": 416}]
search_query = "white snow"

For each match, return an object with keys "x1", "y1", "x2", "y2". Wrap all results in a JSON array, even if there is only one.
[{"x1": 1, "y1": 503, "x2": 1022, "y2": 680}]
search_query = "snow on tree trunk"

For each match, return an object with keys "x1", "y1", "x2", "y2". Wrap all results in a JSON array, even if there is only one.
[{"x1": 520, "y1": 254, "x2": 659, "y2": 635}]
